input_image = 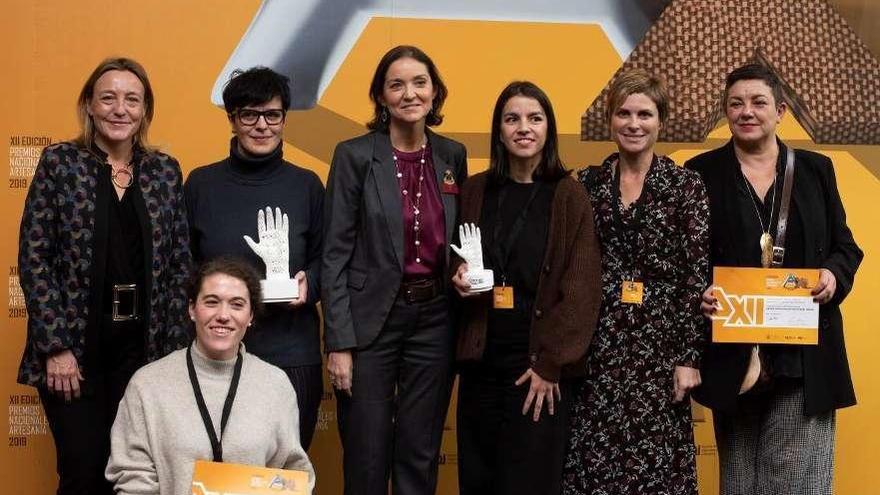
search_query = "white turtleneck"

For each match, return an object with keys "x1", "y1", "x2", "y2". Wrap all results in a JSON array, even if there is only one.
[{"x1": 106, "y1": 344, "x2": 315, "y2": 494}]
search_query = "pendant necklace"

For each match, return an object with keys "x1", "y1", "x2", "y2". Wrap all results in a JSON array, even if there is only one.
[
  {"x1": 109, "y1": 160, "x2": 134, "y2": 189},
  {"x1": 393, "y1": 139, "x2": 428, "y2": 264},
  {"x1": 740, "y1": 168, "x2": 778, "y2": 268}
]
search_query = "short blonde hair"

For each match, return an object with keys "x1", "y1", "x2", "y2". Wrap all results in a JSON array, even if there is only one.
[
  {"x1": 605, "y1": 69, "x2": 670, "y2": 125},
  {"x1": 75, "y1": 57, "x2": 155, "y2": 150}
]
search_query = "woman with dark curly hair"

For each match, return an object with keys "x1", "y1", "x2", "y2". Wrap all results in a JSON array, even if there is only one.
[{"x1": 107, "y1": 257, "x2": 314, "y2": 495}]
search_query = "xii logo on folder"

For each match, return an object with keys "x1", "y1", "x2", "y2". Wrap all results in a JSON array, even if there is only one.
[{"x1": 711, "y1": 267, "x2": 820, "y2": 345}]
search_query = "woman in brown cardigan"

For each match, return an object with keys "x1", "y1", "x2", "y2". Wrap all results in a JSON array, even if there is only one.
[{"x1": 450, "y1": 81, "x2": 601, "y2": 495}]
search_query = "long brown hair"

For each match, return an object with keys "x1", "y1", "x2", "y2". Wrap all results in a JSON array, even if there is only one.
[{"x1": 489, "y1": 81, "x2": 568, "y2": 185}]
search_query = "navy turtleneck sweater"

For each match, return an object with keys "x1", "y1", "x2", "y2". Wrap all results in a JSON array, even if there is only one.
[{"x1": 184, "y1": 139, "x2": 324, "y2": 367}]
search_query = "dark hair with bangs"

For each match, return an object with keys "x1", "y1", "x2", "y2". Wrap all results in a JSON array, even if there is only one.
[
  {"x1": 222, "y1": 66, "x2": 291, "y2": 113},
  {"x1": 366, "y1": 45, "x2": 448, "y2": 131},
  {"x1": 488, "y1": 81, "x2": 569, "y2": 185}
]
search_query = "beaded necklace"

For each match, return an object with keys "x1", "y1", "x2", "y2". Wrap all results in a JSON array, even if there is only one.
[{"x1": 393, "y1": 141, "x2": 428, "y2": 264}]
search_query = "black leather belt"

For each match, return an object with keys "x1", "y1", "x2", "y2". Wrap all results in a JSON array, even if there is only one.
[
  {"x1": 110, "y1": 283, "x2": 139, "y2": 321},
  {"x1": 400, "y1": 278, "x2": 442, "y2": 304}
]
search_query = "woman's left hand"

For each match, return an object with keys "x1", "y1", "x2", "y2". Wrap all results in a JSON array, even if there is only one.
[
  {"x1": 515, "y1": 369, "x2": 561, "y2": 422},
  {"x1": 288, "y1": 271, "x2": 308, "y2": 307},
  {"x1": 811, "y1": 268, "x2": 837, "y2": 304},
  {"x1": 672, "y1": 366, "x2": 701, "y2": 403}
]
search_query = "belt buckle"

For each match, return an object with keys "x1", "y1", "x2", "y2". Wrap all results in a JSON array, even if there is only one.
[
  {"x1": 112, "y1": 283, "x2": 139, "y2": 322},
  {"x1": 772, "y1": 246, "x2": 785, "y2": 267},
  {"x1": 402, "y1": 279, "x2": 437, "y2": 304}
]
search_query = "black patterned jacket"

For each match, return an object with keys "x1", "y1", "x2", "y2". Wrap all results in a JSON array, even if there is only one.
[{"x1": 17, "y1": 141, "x2": 192, "y2": 387}]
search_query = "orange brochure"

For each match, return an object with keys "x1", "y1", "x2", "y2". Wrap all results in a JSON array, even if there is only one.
[
  {"x1": 711, "y1": 267, "x2": 820, "y2": 345},
  {"x1": 191, "y1": 460, "x2": 310, "y2": 495}
]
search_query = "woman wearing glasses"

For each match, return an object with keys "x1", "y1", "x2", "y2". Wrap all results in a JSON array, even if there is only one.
[{"x1": 184, "y1": 67, "x2": 325, "y2": 450}]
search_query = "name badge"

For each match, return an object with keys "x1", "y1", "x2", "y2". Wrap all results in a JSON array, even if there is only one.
[
  {"x1": 620, "y1": 280, "x2": 644, "y2": 305},
  {"x1": 493, "y1": 286, "x2": 514, "y2": 309}
]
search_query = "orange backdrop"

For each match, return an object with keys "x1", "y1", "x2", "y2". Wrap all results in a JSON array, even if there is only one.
[{"x1": 2, "y1": 2, "x2": 878, "y2": 493}]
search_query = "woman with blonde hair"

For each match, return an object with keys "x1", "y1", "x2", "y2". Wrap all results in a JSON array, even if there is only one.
[
  {"x1": 563, "y1": 69, "x2": 709, "y2": 495},
  {"x1": 17, "y1": 57, "x2": 191, "y2": 494}
]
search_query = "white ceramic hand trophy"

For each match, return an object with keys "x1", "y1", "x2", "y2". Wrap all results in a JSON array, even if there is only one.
[
  {"x1": 243, "y1": 206, "x2": 299, "y2": 302},
  {"x1": 451, "y1": 223, "x2": 494, "y2": 293}
]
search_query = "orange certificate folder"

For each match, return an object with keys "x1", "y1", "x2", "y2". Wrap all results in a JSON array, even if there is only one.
[
  {"x1": 711, "y1": 266, "x2": 820, "y2": 345},
  {"x1": 191, "y1": 460, "x2": 310, "y2": 495}
]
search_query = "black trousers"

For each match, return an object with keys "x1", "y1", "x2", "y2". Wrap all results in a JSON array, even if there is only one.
[
  {"x1": 336, "y1": 293, "x2": 454, "y2": 495},
  {"x1": 281, "y1": 364, "x2": 324, "y2": 450},
  {"x1": 457, "y1": 362, "x2": 575, "y2": 495},
  {"x1": 40, "y1": 317, "x2": 144, "y2": 495}
]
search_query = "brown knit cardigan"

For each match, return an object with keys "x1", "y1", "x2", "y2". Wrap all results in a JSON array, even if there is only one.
[{"x1": 452, "y1": 172, "x2": 602, "y2": 381}]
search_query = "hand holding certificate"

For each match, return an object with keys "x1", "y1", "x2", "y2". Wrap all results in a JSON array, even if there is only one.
[{"x1": 710, "y1": 266, "x2": 820, "y2": 345}]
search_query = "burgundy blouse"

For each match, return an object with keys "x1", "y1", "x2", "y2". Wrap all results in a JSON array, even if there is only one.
[{"x1": 392, "y1": 144, "x2": 445, "y2": 279}]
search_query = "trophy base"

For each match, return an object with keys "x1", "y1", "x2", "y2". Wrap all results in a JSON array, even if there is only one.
[
  {"x1": 261, "y1": 278, "x2": 300, "y2": 303},
  {"x1": 466, "y1": 269, "x2": 494, "y2": 293}
]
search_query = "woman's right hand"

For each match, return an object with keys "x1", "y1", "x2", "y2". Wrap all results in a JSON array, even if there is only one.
[
  {"x1": 451, "y1": 263, "x2": 474, "y2": 297},
  {"x1": 700, "y1": 285, "x2": 718, "y2": 317},
  {"x1": 328, "y1": 351, "x2": 353, "y2": 396},
  {"x1": 45, "y1": 350, "x2": 84, "y2": 402}
]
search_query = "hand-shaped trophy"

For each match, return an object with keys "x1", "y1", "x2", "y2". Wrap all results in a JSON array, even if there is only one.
[
  {"x1": 451, "y1": 223, "x2": 494, "y2": 293},
  {"x1": 244, "y1": 206, "x2": 299, "y2": 302}
]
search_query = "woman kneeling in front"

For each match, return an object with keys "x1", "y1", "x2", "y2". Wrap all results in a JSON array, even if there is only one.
[{"x1": 106, "y1": 257, "x2": 315, "y2": 494}]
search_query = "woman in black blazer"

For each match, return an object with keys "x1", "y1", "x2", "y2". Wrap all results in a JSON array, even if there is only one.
[
  {"x1": 686, "y1": 63, "x2": 863, "y2": 495},
  {"x1": 321, "y1": 45, "x2": 467, "y2": 495}
]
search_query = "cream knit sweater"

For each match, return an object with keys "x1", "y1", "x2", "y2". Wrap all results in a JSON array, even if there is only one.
[{"x1": 106, "y1": 345, "x2": 315, "y2": 494}]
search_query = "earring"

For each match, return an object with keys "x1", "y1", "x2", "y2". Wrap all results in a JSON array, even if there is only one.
[
  {"x1": 190, "y1": 316, "x2": 195, "y2": 321},
  {"x1": 381, "y1": 106, "x2": 389, "y2": 123}
]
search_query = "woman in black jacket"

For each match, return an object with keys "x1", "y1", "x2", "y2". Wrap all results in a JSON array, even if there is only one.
[
  {"x1": 321, "y1": 45, "x2": 467, "y2": 495},
  {"x1": 17, "y1": 57, "x2": 191, "y2": 495},
  {"x1": 686, "y1": 63, "x2": 863, "y2": 495}
]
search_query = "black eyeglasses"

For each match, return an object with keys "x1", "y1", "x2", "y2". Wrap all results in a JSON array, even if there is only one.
[{"x1": 232, "y1": 109, "x2": 285, "y2": 126}]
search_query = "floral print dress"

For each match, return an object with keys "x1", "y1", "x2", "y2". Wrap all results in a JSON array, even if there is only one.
[{"x1": 563, "y1": 154, "x2": 710, "y2": 495}]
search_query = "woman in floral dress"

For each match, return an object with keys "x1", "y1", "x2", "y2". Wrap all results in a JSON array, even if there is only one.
[{"x1": 563, "y1": 69, "x2": 709, "y2": 495}]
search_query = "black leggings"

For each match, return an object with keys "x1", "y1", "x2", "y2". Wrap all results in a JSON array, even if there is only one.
[
  {"x1": 281, "y1": 364, "x2": 324, "y2": 450},
  {"x1": 41, "y1": 317, "x2": 144, "y2": 495}
]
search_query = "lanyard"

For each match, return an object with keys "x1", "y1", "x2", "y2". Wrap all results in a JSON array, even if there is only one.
[
  {"x1": 490, "y1": 182, "x2": 542, "y2": 283},
  {"x1": 186, "y1": 344, "x2": 243, "y2": 463},
  {"x1": 611, "y1": 161, "x2": 650, "y2": 280}
]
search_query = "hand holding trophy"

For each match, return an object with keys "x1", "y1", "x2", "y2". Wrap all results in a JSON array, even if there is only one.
[
  {"x1": 244, "y1": 206, "x2": 299, "y2": 302},
  {"x1": 451, "y1": 223, "x2": 494, "y2": 293}
]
